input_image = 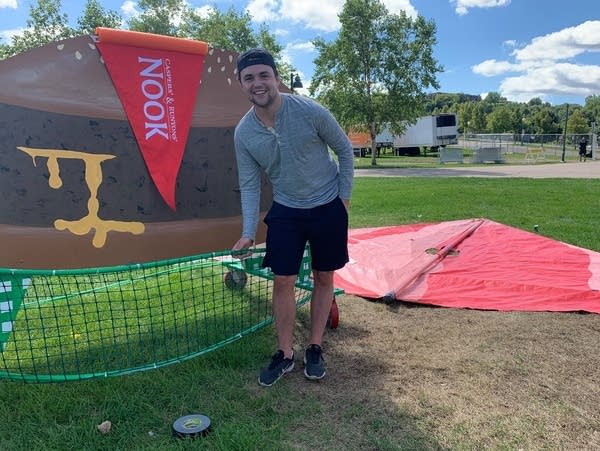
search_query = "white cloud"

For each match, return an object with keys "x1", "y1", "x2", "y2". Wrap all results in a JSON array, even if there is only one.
[
  {"x1": 383, "y1": 0, "x2": 418, "y2": 19},
  {"x1": 1, "y1": 28, "x2": 18, "y2": 44},
  {"x1": 193, "y1": 5, "x2": 215, "y2": 19},
  {"x1": 278, "y1": 0, "x2": 344, "y2": 33},
  {"x1": 120, "y1": 1, "x2": 138, "y2": 18},
  {"x1": 0, "y1": 0, "x2": 17, "y2": 9},
  {"x1": 287, "y1": 41, "x2": 315, "y2": 52},
  {"x1": 500, "y1": 63, "x2": 600, "y2": 101},
  {"x1": 273, "y1": 28, "x2": 290, "y2": 38},
  {"x1": 512, "y1": 20, "x2": 600, "y2": 63},
  {"x1": 0, "y1": 27, "x2": 24, "y2": 43},
  {"x1": 452, "y1": 0, "x2": 511, "y2": 16},
  {"x1": 247, "y1": 0, "x2": 418, "y2": 33},
  {"x1": 246, "y1": 0, "x2": 280, "y2": 23},
  {"x1": 472, "y1": 59, "x2": 520, "y2": 76},
  {"x1": 472, "y1": 21, "x2": 600, "y2": 102}
]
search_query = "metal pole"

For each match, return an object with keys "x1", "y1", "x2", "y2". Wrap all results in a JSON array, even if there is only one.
[
  {"x1": 561, "y1": 104, "x2": 569, "y2": 162},
  {"x1": 521, "y1": 117, "x2": 524, "y2": 146},
  {"x1": 592, "y1": 122, "x2": 597, "y2": 160}
]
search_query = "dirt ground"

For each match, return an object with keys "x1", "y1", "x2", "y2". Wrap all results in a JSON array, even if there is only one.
[{"x1": 293, "y1": 294, "x2": 600, "y2": 449}]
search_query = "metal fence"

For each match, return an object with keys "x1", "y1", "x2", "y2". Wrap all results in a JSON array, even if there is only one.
[{"x1": 460, "y1": 133, "x2": 598, "y2": 160}]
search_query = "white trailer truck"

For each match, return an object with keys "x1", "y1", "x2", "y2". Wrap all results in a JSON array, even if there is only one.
[{"x1": 376, "y1": 113, "x2": 458, "y2": 156}]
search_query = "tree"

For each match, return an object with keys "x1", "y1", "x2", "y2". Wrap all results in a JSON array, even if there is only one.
[
  {"x1": 527, "y1": 97, "x2": 543, "y2": 107},
  {"x1": 182, "y1": 7, "x2": 255, "y2": 51},
  {"x1": 0, "y1": 44, "x2": 11, "y2": 60},
  {"x1": 583, "y1": 95, "x2": 600, "y2": 127},
  {"x1": 2, "y1": 0, "x2": 73, "y2": 58},
  {"x1": 310, "y1": 0, "x2": 441, "y2": 165},
  {"x1": 425, "y1": 93, "x2": 456, "y2": 114},
  {"x1": 567, "y1": 108, "x2": 590, "y2": 135},
  {"x1": 486, "y1": 105, "x2": 513, "y2": 133},
  {"x1": 530, "y1": 106, "x2": 561, "y2": 135},
  {"x1": 180, "y1": 6, "x2": 290, "y2": 79},
  {"x1": 458, "y1": 101, "x2": 476, "y2": 133},
  {"x1": 480, "y1": 91, "x2": 506, "y2": 115},
  {"x1": 470, "y1": 103, "x2": 487, "y2": 133},
  {"x1": 180, "y1": 6, "x2": 291, "y2": 85},
  {"x1": 127, "y1": 0, "x2": 187, "y2": 36},
  {"x1": 76, "y1": 0, "x2": 122, "y2": 35}
]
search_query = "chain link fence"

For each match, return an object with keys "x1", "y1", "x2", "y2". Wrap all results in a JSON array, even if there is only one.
[{"x1": 460, "y1": 132, "x2": 598, "y2": 160}]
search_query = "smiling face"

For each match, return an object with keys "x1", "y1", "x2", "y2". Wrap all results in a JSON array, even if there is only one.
[{"x1": 238, "y1": 63, "x2": 281, "y2": 111}]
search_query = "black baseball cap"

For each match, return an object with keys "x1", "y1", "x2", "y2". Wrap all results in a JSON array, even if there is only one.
[{"x1": 236, "y1": 48, "x2": 278, "y2": 76}]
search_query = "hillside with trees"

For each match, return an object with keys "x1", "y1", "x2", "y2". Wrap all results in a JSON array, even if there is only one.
[{"x1": 425, "y1": 92, "x2": 598, "y2": 137}]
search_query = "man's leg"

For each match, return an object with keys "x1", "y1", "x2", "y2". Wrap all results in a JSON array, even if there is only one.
[
  {"x1": 272, "y1": 274, "x2": 298, "y2": 358},
  {"x1": 257, "y1": 274, "x2": 298, "y2": 387},
  {"x1": 303, "y1": 270, "x2": 334, "y2": 381},
  {"x1": 257, "y1": 202, "x2": 308, "y2": 386},
  {"x1": 308, "y1": 270, "x2": 335, "y2": 346}
]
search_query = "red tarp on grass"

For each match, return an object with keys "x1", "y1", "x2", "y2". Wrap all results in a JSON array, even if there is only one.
[{"x1": 334, "y1": 219, "x2": 600, "y2": 313}]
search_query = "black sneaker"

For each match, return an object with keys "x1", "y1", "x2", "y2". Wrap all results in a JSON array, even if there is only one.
[
  {"x1": 303, "y1": 344, "x2": 326, "y2": 380},
  {"x1": 258, "y1": 350, "x2": 294, "y2": 387}
]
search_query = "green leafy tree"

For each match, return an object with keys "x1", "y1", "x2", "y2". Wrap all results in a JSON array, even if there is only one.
[
  {"x1": 583, "y1": 95, "x2": 600, "y2": 127},
  {"x1": 2, "y1": 0, "x2": 73, "y2": 58},
  {"x1": 182, "y1": 7, "x2": 256, "y2": 51},
  {"x1": 480, "y1": 91, "x2": 506, "y2": 115},
  {"x1": 527, "y1": 97, "x2": 543, "y2": 107},
  {"x1": 0, "y1": 44, "x2": 11, "y2": 60},
  {"x1": 531, "y1": 106, "x2": 561, "y2": 135},
  {"x1": 458, "y1": 101, "x2": 476, "y2": 133},
  {"x1": 128, "y1": 0, "x2": 187, "y2": 36},
  {"x1": 470, "y1": 103, "x2": 487, "y2": 133},
  {"x1": 486, "y1": 105, "x2": 513, "y2": 133},
  {"x1": 425, "y1": 93, "x2": 457, "y2": 114},
  {"x1": 180, "y1": 7, "x2": 291, "y2": 82},
  {"x1": 567, "y1": 108, "x2": 590, "y2": 135},
  {"x1": 76, "y1": 0, "x2": 122, "y2": 35},
  {"x1": 310, "y1": 0, "x2": 441, "y2": 165}
]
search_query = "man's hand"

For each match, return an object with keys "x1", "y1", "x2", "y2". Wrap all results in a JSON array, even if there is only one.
[
  {"x1": 232, "y1": 237, "x2": 254, "y2": 258},
  {"x1": 341, "y1": 198, "x2": 350, "y2": 212}
]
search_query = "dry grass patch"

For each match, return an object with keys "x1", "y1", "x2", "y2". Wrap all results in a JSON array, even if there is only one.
[{"x1": 290, "y1": 295, "x2": 600, "y2": 449}]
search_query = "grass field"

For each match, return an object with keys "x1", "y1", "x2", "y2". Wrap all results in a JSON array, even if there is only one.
[{"x1": 1, "y1": 173, "x2": 599, "y2": 450}]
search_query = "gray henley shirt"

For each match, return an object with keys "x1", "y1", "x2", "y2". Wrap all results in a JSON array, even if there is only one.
[{"x1": 234, "y1": 93, "x2": 354, "y2": 241}]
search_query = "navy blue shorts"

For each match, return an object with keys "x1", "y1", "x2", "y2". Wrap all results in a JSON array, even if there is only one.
[{"x1": 261, "y1": 197, "x2": 349, "y2": 276}]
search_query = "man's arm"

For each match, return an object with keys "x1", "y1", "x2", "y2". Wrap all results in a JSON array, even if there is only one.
[
  {"x1": 234, "y1": 131, "x2": 262, "y2": 244},
  {"x1": 315, "y1": 106, "x2": 354, "y2": 201}
]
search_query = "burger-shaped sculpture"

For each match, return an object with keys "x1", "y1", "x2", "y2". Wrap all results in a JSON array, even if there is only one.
[{"x1": 0, "y1": 29, "x2": 275, "y2": 269}]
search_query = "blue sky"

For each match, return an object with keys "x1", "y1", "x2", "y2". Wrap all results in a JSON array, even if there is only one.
[{"x1": 1, "y1": 0, "x2": 598, "y2": 105}]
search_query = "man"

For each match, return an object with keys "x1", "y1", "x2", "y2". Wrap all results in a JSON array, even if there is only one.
[
  {"x1": 232, "y1": 48, "x2": 354, "y2": 387},
  {"x1": 579, "y1": 137, "x2": 588, "y2": 162}
]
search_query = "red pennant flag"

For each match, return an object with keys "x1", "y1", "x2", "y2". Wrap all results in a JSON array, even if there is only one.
[{"x1": 95, "y1": 28, "x2": 208, "y2": 210}]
